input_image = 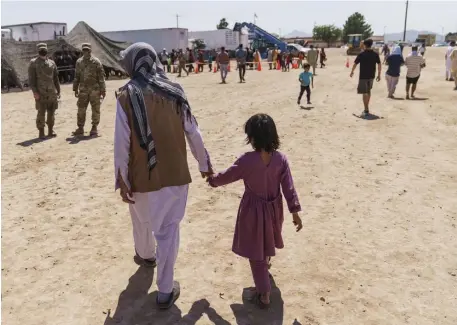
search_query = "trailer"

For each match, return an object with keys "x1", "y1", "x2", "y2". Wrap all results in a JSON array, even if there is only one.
[
  {"x1": 415, "y1": 34, "x2": 436, "y2": 47},
  {"x1": 188, "y1": 29, "x2": 248, "y2": 51},
  {"x1": 100, "y1": 28, "x2": 188, "y2": 51}
]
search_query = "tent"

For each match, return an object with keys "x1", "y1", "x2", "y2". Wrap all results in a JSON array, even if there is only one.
[
  {"x1": 1, "y1": 21, "x2": 129, "y2": 89},
  {"x1": 66, "y1": 21, "x2": 129, "y2": 73},
  {"x1": 1, "y1": 38, "x2": 79, "y2": 88}
]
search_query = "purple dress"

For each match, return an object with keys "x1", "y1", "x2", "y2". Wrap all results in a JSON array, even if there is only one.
[{"x1": 208, "y1": 151, "x2": 301, "y2": 261}]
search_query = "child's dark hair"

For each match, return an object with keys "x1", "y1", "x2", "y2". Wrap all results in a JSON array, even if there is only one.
[
  {"x1": 244, "y1": 113, "x2": 280, "y2": 152},
  {"x1": 303, "y1": 63, "x2": 311, "y2": 69}
]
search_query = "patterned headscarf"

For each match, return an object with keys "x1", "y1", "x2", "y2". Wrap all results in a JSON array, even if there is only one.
[{"x1": 119, "y1": 42, "x2": 192, "y2": 172}]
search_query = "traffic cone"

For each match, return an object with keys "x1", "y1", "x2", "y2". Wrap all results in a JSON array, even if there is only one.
[
  {"x1": 257, "y1": 62, "x2": 262, "y2": 71},
  {"x1": 195, "y1": 63, "x2": 199, "y2": 74},
  {"x1": 227, "y1": 64, "x2": 231, "y2": 72},
  {"x1": 213, "y1": 65, "x2": 217, "y2": 73},
  {"x1": 276, "y1": 60, "x2": 281, "y2": 70},
  {"x1": 345, "y1": 58, "x2": 350, "y2": 68}
]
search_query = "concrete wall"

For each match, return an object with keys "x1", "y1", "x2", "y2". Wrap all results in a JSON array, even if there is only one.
[
  {"x1": 4, "y1": 23, "x2": 67, "y2": 41},
  {"x1": 101, "y1": 28, "x2": 188, "y2": 51}
]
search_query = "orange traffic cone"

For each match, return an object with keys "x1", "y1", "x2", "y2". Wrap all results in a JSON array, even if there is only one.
[
  {"x1": 346, "y1": 58, "x2": 350, "y2": 68},
  {"x1": 257, "y1": 62, "x2": 262, "y2": 71},
  {"x1": 227, "y1": 64, "x2": 231, "y2": 72},
  {"x1": 276, "y1": 60, "x2": 281, "y2": 70},
  {"x1": 213, "y1": 65, "x2": 217, "y2": 73},
  {"x1": 195, "y1": 63, "x2": 199, "y2": 74}
]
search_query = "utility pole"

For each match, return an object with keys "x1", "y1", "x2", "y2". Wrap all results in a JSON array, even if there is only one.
[
  {"x1": 176, "y1": 14, "x2": 180, "y2": 28},
  {"x1": 403, "y1": 0, "x2": 409, "y2": 42}
]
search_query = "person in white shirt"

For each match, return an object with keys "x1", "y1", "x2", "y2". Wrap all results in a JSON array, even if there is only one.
[
  {"x1": 419, "y1": 43, "x2": 426, "y2": 56},
  {"x1": 404, "y1": 46, "x2": 425, "y2": 99},
  {"x1": 445, "y1": 41, "x2": 456, "y2": 81}
]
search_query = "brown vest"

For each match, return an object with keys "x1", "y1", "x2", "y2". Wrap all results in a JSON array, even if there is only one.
[{"x1": 117, "y1": 89, "x2": 192, "y2": 193}]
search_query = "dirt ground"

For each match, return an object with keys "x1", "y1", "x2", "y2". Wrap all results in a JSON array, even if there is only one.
[{"x1": 2, "y1": 47, "x2": 457, "y2": 325}]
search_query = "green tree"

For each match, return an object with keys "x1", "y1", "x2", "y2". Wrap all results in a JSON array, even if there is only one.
[
  {"x1": 217, "y1": 18, "x2": 229, "y2": 30},
  {"x1": 342, "y1": 12, "x2": 373, "y2": 43},
  {"x1": 191, "y1": 39, "x2": 206, "y2": 50},
  {"x1": 312, "y1": 25, "x2": 342, "y2": 47}
]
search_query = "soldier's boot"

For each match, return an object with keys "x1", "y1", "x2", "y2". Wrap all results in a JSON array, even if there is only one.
[
  {"x1": 72, "y1": 126, "x2": 84, "y2": 136},
  {"x1": 90, "y1": 125, "x2": 98, "y2": 137},
  {"x1": 38, "y1": 128, "x2": 46, "y2": 139},
  {"x1": 48, "y1": 126, "x2": 57, "y2": 137}
]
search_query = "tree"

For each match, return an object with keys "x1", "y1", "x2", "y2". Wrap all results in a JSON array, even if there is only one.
[
  {"x1": 191, "y1": 39, "x2": 206, "y2": 50},
  {"x1": 312, "y1": 25, "x2": 342, "y2": 47},
  {"x1": 217, "y1": 18, "x2": 229, "y2": 30},
  {"x1": 342, "y1": 12, "x2": 373, "y2": 43}
]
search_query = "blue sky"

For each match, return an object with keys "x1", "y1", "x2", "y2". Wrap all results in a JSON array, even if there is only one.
[{"x1": 1, "y1": 1, "x2": 456, "y2": 36}]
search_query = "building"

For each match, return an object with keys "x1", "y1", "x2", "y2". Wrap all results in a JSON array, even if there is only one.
[
  {"x1": 101, "y1": 28, "x2": 188, "y2": 51},
  {"x1": 1, "y1": 22, "x2": 67, "y2": 41}
]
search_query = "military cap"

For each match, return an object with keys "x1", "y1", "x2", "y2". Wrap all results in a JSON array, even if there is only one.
[
  {"x1": 81, "y1": 43, "x2": 91, "y2": 50},
  {"x1": 37, "y1": 43, "x2": 47, "y2": 50}
]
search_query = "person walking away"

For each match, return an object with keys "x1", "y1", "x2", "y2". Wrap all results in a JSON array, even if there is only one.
[
  {"x1": 272, "y1": 46, "x2": 278, "y2": 69},
  {"x1": 160, "y1": 49, "x2": 170, "y2": 73},
  {"x1": 235, "y1": 44, "x2": 247, "y2": 82},
  {"x1": 72, "y1": 43, "x2": 106, "y2": 136},
  {"x1": 186, "y1": 48, "x2": 195, "y2": 73},
  {"x1": 279, "y1": 51, "x2": 286, "y2": 72},
  {"x1": 170, "y1": 49, "x2": 177, "y2": 73},
  {"x1": 405, "y1": 46, "x2": 426, "y2": 99},
  {"x1": 177, "y1": 50, "x2": 189, "y2": 77},
  {"x1": 267, "y1": 48, "x2": 273, "y2": 70},
  {"x1": 306, "y1": 45, "x2": 318, "y2": 75},
  {"x1": 298, "y1": 51, "x2": 304, "y2": 68},
  {"x1": 197, "y1": 50, "x2": 204, "y2": 73},
  {"x1": 297, "y1": 63, "x2": 314, "y2": 105},
  {"x1": 450, "y1": 46, "x2": 457, "y2": 90},
  {"x1": 115, "y1": 42, "x2": 213, "y2": 310},
  {"x1": 28, "y1": 43, "x2": 60, "y2": 139},
  {"x1": 385, "y1": 45, "x2": 404, "y2": 98},
  {"x1": 381, "y1": 44, "x2": 390, "y2": 63},
  {"x1": 350, "y1": 39, "x2": 382, "y2": 117},
  {"x1": 208, "y1": 51, "x2": 214, "y2": 72},
  {"x1": 254, "y1": 49, "x2": 261, "y2": 70},
  {"x1": 419, "y1": 43, "x2": 426, "y2": 57},
  {"x1": 207, "y1": 113, "x2": 303, "y2": 309},
  {"x1": 445, "y1": 41, "x2": 456, "y2": 81},
  {"x1": 286, "y1": 52, "x2": 293, "y2": 71},
  {"x1": 319, "y1": 48, "x2": 327, "y2": 68},
  {"x1": 217, "y1": 47, "x2": 230, "y2": 83}
]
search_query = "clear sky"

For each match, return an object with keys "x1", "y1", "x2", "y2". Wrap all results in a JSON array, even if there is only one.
[{"x1": 1, "y1": 0, "x2": 456, "y2": 36}]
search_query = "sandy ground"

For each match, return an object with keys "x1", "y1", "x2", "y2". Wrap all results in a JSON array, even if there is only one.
[{"x1": 2, "y1": 47, "x2": 457, "y2": 325}]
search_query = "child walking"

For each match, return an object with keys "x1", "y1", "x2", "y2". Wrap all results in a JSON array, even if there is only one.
[
  {"x1": 297, "y1": 63, "x2": 314, "y2": 105},
  {"x1": 207, "y1": 113, "x2": 303, "y2": 309}
]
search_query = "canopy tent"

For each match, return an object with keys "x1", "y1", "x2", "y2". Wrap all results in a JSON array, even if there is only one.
[{"x1": 1, "y1": 21, "x2": 129, "y2": 89}]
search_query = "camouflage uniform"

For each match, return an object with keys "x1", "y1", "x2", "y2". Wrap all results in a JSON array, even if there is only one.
[
  {"x1": 72, "y1": 43, "x2": 106, "y2": 135},
  {"x1": 28, "y1": 43, "x2": 60, "y2": 138}
]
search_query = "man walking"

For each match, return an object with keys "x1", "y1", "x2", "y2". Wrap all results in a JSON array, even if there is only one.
[
  {"x1": 28, "y1": 43, "x2": 60, "y2": 139},
  {"x1": 405, "y1": 46, "x2": 426, "y2": 99},
  {"x1": 350, "y1": 39, "x2": 381, "y2": 117},
  {"x1": 72, "y1": 43, "x2": 106, "y2": 136},
  {"x1": 160, "y1": 48, "x2": 170, "y2": 73},
  {"x1": 216, "y1": 47, "x2": 230, "y2": 84},
  {"x1": 306, "y1": 45, "x2": 318, "y2": 75},
  {"x1": 267, "y1": 48, "x2": 273, "y2": 70},
  {"x1": 177, "y1": 50, "x2": 189, "y2": 77},
  {"x1": 235, "y1": 44, "x2": 247, "y2": 82},
  {"x1": 450, "y1": 45, "x2": 457, "y2": 90},
  {"x1": 114, "y1": 43, "x2": 213, "y2": 309},
  {"x1": 445, "y1": 41, "x2": 456, "y2": 81}
]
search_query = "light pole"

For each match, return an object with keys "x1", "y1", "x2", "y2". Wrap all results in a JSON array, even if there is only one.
[
  {"x1": 403, "y1": 0, "x2": 409, "y2": 42},
  {"x1": 176, "y1": 14, "x2": 180, "y2": 28},
  {"x1": 384, "y1": 26, "x2": 387, "y2": 42}
]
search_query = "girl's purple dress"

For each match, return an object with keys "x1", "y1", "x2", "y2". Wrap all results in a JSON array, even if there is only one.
[{"x1": 208, "y1": 151, "x2": 301, "y2": 261}]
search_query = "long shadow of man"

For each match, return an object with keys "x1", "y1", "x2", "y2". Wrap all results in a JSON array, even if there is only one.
[{"x1": 104, "y1": 266, "x2": 230, "y2": 325}]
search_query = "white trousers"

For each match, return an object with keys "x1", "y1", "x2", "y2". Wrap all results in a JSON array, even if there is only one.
[
  {"x1": 385, "y1": 75, "x2": 399, "y2": 96},
  {"x1": 446, "y1": 59, "x2": 452, "y2": 79},
  {"x1": 129, "y1": 185, "x2": 188, "y2": 293}
]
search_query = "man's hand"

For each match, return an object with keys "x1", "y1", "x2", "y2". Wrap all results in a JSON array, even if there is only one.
[
  {"x1": 200, "y1": 170, "x2": 214, "y2": 179},
  {"x1": 350, "y1": 71, "x2": 354, "y2": 78},
  {"x1": 101, "y1": 90, "x2": 106, "y2": 98},
  {"x1": 57, "y1": 93, "x2": 61, "y2": 99},
  {"x1": 118, "y1": 173, "x2": 134, "y2": 204},
  {"x1": 33, "y1": 92, "x2": 40, "y2": 100},
  {"x1": 376, "y1": 75, "x2": 381, "y2": 82},
  {"x1": 74, "y1": 91, "x2": 79, "y2": 98},
  {"x1": 292, "y1": 212, "x2": 303, "y2": 232}
]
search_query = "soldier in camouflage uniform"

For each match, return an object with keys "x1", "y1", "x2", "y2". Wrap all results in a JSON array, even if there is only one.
[
  {"x1": 72, "y1": 43, "x2": 106, "y2": 136},
  {"x1": 28, "y1": 43, "x2": 61, "y2": 139}
]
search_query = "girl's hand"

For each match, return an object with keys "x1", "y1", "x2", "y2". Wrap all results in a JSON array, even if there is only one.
[{"x1": 292, "y1": 213, "x2": 303, "y2": 232}]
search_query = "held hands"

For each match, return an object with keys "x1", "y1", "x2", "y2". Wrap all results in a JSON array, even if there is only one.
[
  {"x1": 292, "y1": 212, "x2": 303, "y2": 232},
  {"x1": 376, "y1": 75, "x2": 381, "y2": 82},
  {"x1": 101, "y1": 90, "x2": 106, "y2": 98},
  {"x1": 33, "y1": 92, "x2": 40, "y2": 100}
]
